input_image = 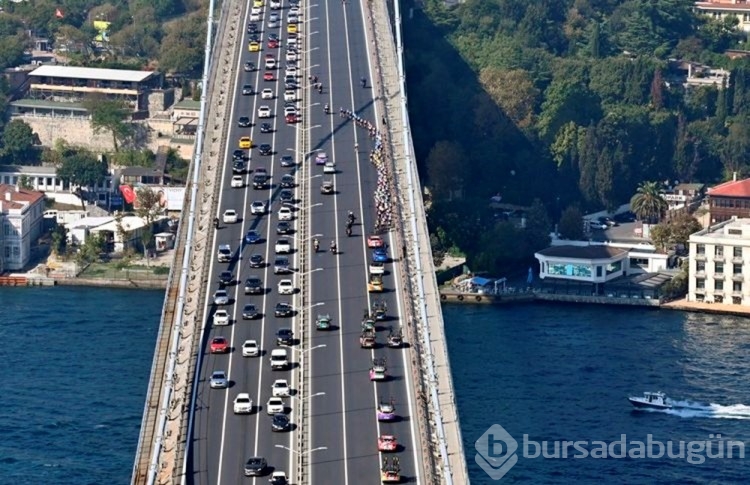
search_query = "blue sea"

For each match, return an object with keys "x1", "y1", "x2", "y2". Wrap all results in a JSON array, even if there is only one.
[
  {"x1": 0, "y1": 287, "x2": 162, "y2": 485},
  {"x1": 445, "y1": 303, "x2": 750, "y2": 484}
]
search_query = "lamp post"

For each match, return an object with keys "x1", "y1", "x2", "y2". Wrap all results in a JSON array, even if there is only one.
[{"x1": 276, "y1": 445, "x2": 328, "y2": 455}]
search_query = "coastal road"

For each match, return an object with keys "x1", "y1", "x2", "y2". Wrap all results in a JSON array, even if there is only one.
[{"x1": 186, "y1": 0, "x2": 422, "y2": 483}]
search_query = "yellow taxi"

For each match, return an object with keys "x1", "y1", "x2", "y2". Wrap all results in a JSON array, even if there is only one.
[
  {"x1": 239, "y1": 137, "x2": 252, "y2": 149},
  {"x1": 248, "y1": 41, "x2": 260, "y2": 52},
  {"x1": 253, "y1": 0, "x2": 264, "y2": 6},
  {"x1": 287, "y1": 23, "x2": 298, "y2": 34}
]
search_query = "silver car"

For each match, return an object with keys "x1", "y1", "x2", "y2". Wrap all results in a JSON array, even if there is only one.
[
  {"x1": 210, "y1": 370, "x2": 228, "y2": 389},
  {"x1": 214, "y1": 290, "x2": 230, "y2": 305}
]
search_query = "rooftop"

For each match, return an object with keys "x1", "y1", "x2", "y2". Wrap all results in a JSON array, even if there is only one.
[
  {"x1": 695, "y1": 0, "x2": 750, "y2": 11},
  {"x1": 691, "y1": 217, "x2": 750, "y2": 239},
  {"x1": 0, "y1": 184, "x2": 45, "y2": 212},
  {"x1": 0, "y1": 164, "x2": 59, "y2": 175},
  {"x1": 10, "y1": 99, "x2": 87, "y2": 111},
  {"x1": 707, "y1": 178, "x2": 750, "y2": 198},
  {"x1": 29, "y1": 65, "x2": 155, "y2": 83},
  {"x1": 536, "y1": 245, "x2": 628, "y2": 260},
  {"x1": 173, "y1": 99, "x2": 201, "y2": 110}
]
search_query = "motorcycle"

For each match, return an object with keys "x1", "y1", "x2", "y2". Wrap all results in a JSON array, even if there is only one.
[
  {"x1": 346, "y1": 226, "x2": 352, "y2": 237},
  {"x1": 330, "y1": 243, "x2": 337, "y2": 254},
  {"x1": 361, "y1": 78, "x2": 367, "y2": 88},
  {"x1": 347, "y1": 213, "x2": 356, "y2": 225},
  {"x1": 213, "y1": 217, "x2": 219, "y2": 229},
  {"x1": 324, "y1": 104, "x2": 330, "y2": 114},
  {"x1": 313, "y1": 240, "x2": 320, "y2": 252}
]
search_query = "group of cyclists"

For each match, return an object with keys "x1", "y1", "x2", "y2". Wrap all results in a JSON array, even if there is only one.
[{"x1": 312, "y1": 211, "x2": 355, "y2": 255}]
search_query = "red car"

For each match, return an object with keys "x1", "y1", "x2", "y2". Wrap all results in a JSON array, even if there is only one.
[
  {"x1": 285, "y1": 113, "x2": 298, "y2": 124},
  {"x1": 268, "y1": 39, "x2": 279, "y2": 48},
  {"x1": 264, "y1": 72, "x2": 275, "y2": 81},
  {"x1": 378, "y1": 435, "x2": 398, "y2": 452},
  {"x1": 367, "y1": 235, "x2": 384, "y2": 248},
  {"x1": 210, "y1": 336, "x2": 229, "y2": 353}
]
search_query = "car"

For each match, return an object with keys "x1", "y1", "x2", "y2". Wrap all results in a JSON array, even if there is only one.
[
  {"x1": 277, "y1": 154, "x2": 294, "y2": 167},
  {"x1": 242, "y1": 84, "x2": 253, "y2": 95},
  {"x1": 285, "y1": 81, "x2": 297, "y2": 91},
  {"x1": 284, "y1": 89, "x2": 296, "y2": 101},
  {"x1": 264, "y1": 58, "x2": 277, "y2": 69},
  {"x1": 589, "y1": 220, "x2": 607, "y2": 230},
  {"x1": 367, "y1": 235, "x2": 385, "y2": 248},
  {"x1": 274, "y1": 256, "x2": 291, "y2": 274},
  {"x1": 250, "y1": 200, "x2": 266, "y2": 215},
  {"x1": 283, "y1": 106, "x2": 298, "y2": 118},
  {"x1": 214, "y1": 309, "x2": 230, "y2": 326},
  {"x1": 245, "y1": 230, "x2": 262, "y2": 244},
  {"x1": 280, "y1": 174, "x2": 295, "y2": 188},
  {"x1": 278, "y1": 207, "x2": 293, "y2": 221},
  {"x1": 232, "y1": 160, "x2": 246, "y2": 174},
  {"x1": 260, "y1": 122, "x2": 273, "y2": 133},
  {"x1": 249, "y1": 253, "x2": 265, "y2": 268},
  {"x1": 287, "y1": 34, "x2": 299, "y2": 48},
  {"x1": 263, "y1": 71, "x2": 275, "y2": 81},
  {"x1": 244, "y1": 276, "x2": 264, "y2": 294},
  {"x1": 279, "y1": 189, "x2": 294, "y2": 205},
  {"x1": 237, "y1": 116, "x2": 251, "y2": 127},
  {"x1": 248, "y1": 33, "x2": 261, "y2": 43},
  {"x1": 253, "y1": 172, "x2": 269, "y2": 189},
  {"x1": 233, "y1": 393, "x2": 253, "y2": 414},
  {"x1": 614, "y1": 211, "x2": 637, "y2": 223},
  {"x1": 369, "y1": 260, "x2": 385, "y2": 275},
  {"x1": 288, "y1": 14, "x2": 298, "y2": 24},
  {"x1": 261, "y1": 88, "x2": 274, "y2": 99},
  {"x1": 272, "y1": 379, "x2": 291, "y2": 397},
  {"x1": 323, "y1": 161, "x2": 336, "y2": 173},
  {"x1": 372, "y1": 247, "x2": 389, "y2": 262},
  {"x1": 276, "y1": 327, "x2": 294, "y2": 345},
  {"x1": 378, "y1": 434, "x2": 398, "y2": 452},
  {"x1": 242, "y1": 303, "x2": 260, "y2": 320},
  {"x1": 289, "y1": 6, "x2": 301, "y2": 16},
  {"x1": 599, "y1": 216, "x2": 618, "y2": 227},
  {"x1": 268, "y1": 17, "x2": 279, "y2": 28},
  {"x1": 270, "y1": 348, "x2": 289, "y2": 369},
  {"x1": 320, "y1": 180, "x2": 334, "y2": 194},
  {"x1": 210, "y1": 336, "x2": 229, "y2": 353},
  {"x1": 251, "y1": 6, "x2": 262, "y2": 16},
  {"x1": 242, "y1": 339, "x2": 260, "y2": 357},
  {"x1": 285, "y1": 50, "x2": 297, "y2": 62},
  {"x1": 253, "y1": 0, "x2": 263, "y2": 7},
  {"x1": 217, "y1": 244, "x2": 232, "y2": 262},
  {"x1": 232, "y1": 149, "x2": 245, "y2": 161},
  {"x1": 239, "y1": 136, "x2": 252, "y2": 149},
  {"x1": 276, "y1": 221, "x2": 291, "y2": 234},
  {"x1": 270, "y1": 0, "x2": 281, "y2": 9},
  {"x1": 278, "y1": 279, "x2": 294, "y2": 295},
  {"x1": 214, "y1": 290, "x2": 229, "y2": 305},
  {"x1": 258, "y1": 106, "x2": 271, "y2": 118},
  {"x1": 285, "y1": 113, "x2": 298, "y2": 124},
  {"x1": 287, "y1": 23, "x2": 297, "y2": 34},
  {"x1": 271, "y1": 413, "x2": 291, "y2": 432},
  {"x1": 218, "y1": 270, "x2": 234, "y2": 285},
  {"x1": 243, "y1": 61, "x2": 255, "y2": 71},
  {"x1": 315, "y1": 314, "x2": 332, "y2": 330},
  {"x1": 244, "y1": 457, "x2": 267, "y2": 476},
  {"x1": 223, "y1": 209, "x2": 238, "y2": 223},
  {"x1": 315, "y1": 152, "x2": 328, "y2": 165},
  {"x1": 274, "y1": 239, "x2": 291, "y2": 254},
  {"x1": 266, "y1": 397, "x2": 285, "y2": 414},
  {"x1": 284, "y1": 75, "x2": 296, "y2": 86},
  {"x1": 259, "y1": 143, "x2": 273, "y2": 156},
  {"x1": 275, "y1": 303, "x2": 294, "y2": 318},
  {"x1": 248, "y1": 41, "x2": 260, "y2": 51},
  {"x1": 285, "y1": 66, "x2": 297, "y2": 77},
  {"x1": 210, "y1": 370, "x2": 228, "y2": 388}
]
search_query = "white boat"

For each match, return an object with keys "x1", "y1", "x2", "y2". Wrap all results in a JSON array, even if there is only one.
[{"x1": 628, "y1": 391, "x2": 671, "y2": 410}]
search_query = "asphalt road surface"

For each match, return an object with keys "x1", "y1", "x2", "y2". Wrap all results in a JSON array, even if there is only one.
[{"x1": 186, "y1": 0, "x2": 421, "y2": 483}]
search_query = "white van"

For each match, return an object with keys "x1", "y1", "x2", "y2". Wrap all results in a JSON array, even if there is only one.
[{"x1": 270, "y1": 349, "x2": 289, "y2": 370}]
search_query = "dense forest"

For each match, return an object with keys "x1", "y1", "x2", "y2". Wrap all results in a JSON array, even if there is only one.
[{"x1": 404, "y1": 0, "x2": 750, "y2": 273}]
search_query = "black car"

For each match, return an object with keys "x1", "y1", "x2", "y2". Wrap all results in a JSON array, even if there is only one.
[
  {"x1": 268, "y1": 32, "x2": 279, "y2": 41},
  {"x1": 247, "y1": 23, "x2": 258, "y2": 33},
  {"x1": 232, "y1": 160, "x2": 246, "y2": 173},
  {"x1": 242, "y1": 84, "x2": 253, "y2": 95},
  {"x1": 284, "y1": 82, "x2": 297, "y2": 91},
  {"x1": 260, "y1": 122, "x2": 273, "y2": 133},
  {"x1": 279, "y1": 189, "x2": 294, "y2": 205},
  {"x1": 249, "y1": 254, "x2": 265, "y2": 268},
  {"x1": 242, "y1": 303, "x2": 260, "y2": 320},
  {"x1": 232, "y1": 149, "x2": 245, "y2": 161},
  {"x1": 244, "y1": 456, "x2": 267, "y2": 476},
  {"x1": 248, "y1": 33, "x2": 261, "y2": 43},
  {"x1": 243, "y1": 61, "x2": 255, "y2": 72},
  {"x1": 259, "y1": 143, "x2": 273, "y2": 156},
  {"x1": 280, "y1": 174, "x2": 295, "y2": 188},
  {"x1": 276, "y1": 327, "x2": 294, "y2": 344},
  {"x1": 274, "y1": 257, "x2": 290, "y2": 274},
  {"x1": 284, "y1": 75, "x2": 296, "y2": 85},
  {"x1": 218, "y1": 271, "x2": 234, "y2": 285},
  {"x1": 238, "y1": 116, "x2": 251, "y2": 127},
  {"x1": 279, "y1": 155, "x2": 295, "y2": 167},
  {"x1": 271, "y1": 413, "x2": 291, "y2": 432},
  {"x1": 244, "y1": 276, "x2": 264, "y2": 294},
  {"x1": 269, "y1": 473, "x2": 288, "y2": 485},
  {"x1": 274, "y1": 304, "x2": 294, "y2": 319},
  {"x1": 253, "y1": 173, "x2": 269, "y2": 189},
  {"x1": 276, "y1": 221, "x2": 291, "y2": 235}
]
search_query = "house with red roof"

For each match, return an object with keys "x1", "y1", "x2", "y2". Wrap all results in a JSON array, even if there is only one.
[
  {"x1": 0, "y1": 184, "x2": 45, "y2": 271},
  {"x1": 707, "y1": 177, "x2": 750, "y2": 223}
]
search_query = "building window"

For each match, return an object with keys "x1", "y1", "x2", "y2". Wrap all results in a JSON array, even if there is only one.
[
  {"x1": 696, "y1": 244, "x2": 705, "y2": 255},
  {"x1": 4, "y1": 246, "x2": 9, "y2": 258},
  {"x1": 734, "y1": 264, "x2": 743, "y2": 275},
  {"x1": 606, "y1": 261, "x2": 622, "y2": 275},
  {"x1": 716, "y1": 262, "x2": 724, "y2": 274},
  {"x1": 715, "y1": 246, "x2": 724, "y2": 257},
  {"x1": 716, "y1": 280, "x2": 724, "y2": 291},
  {"x1": 734, "y1": 281, "x2": 743, "y2": 292},
  {"x1": 597, "y1": 266, "x2": 602, "y2": 277},
  {"x1": 548, "y1": 263, "x2": 592, "y2": 278},
  {"x1": 697, "y1": 279, "x2": 705, "y2": 289},
  {"x1": 3, "y1": 224, "x2": 8, "y2": 236},
  {"x1": 46, "y1": 177, "x2": 53, "y2": 185},
  {"x1": 697, "y1": 261, "x2": 705, "y2": 272},
  {"x1": 734, "y1": 247, "x2": 743, "y2": 258},
  {"x1": 12, "y1": 246, "x2": 19, "y2": 258}
]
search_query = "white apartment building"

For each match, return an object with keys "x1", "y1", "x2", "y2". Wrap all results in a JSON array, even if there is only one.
[
  {"x1": 0, "y1": 184, "x2": 45, "y2": 271},
  {"x1": 688, "y1": 217, "x2": 750, "y2": 305}
]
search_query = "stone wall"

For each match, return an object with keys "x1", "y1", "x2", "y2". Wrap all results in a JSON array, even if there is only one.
[{"x1": 148, "y1": 88, "x2": 175, "y2": 114}]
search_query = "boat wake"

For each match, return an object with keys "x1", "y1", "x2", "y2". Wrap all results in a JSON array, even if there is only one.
[{"x1": 657, "y1": 400, "x2": 750, "y2": 419}]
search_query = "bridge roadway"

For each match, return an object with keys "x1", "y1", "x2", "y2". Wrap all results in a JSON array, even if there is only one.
[{"x1": 186, "y1": 0, "x2": 421, "y2": 483}]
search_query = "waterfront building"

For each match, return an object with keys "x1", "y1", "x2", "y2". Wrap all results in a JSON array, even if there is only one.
[
  {"x1": 688, "y1": 217, "x2": 750, "y2": 305},
  {"x1": 66, "y1": 215, "x2": 154, "y2": 253},
  {"x1": 0, "y1": 164, "x2": 113, "y2": 206},
  {"x1": 707, "y1": 176, "x2": 750, "y2": 223},
  {"x1": 0, "y1": 184, "x2": 45, "y2": 271},
  {"x1": 535, "y1": 245, "x2": 628, "y2": 285}
]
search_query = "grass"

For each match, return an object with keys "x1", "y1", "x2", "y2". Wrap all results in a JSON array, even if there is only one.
[{"x1": 80, "y1": 261, "x2": 170, "y2": 279}]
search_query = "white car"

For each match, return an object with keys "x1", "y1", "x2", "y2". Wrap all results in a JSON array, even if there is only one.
[
  {"x1": 323, "y1": 161, "x2": 336, "y2": 174},
  {"x1": 266, "y1": 397, "x2": 285, "y2": 414},
  {"x1": 278, "y1": 279, "x2": 294, "y2": 295},
  {"x1": 268, "y1": 13, "x2": 279, "y2": 28},
  {"x1": 285, "y1": 51, "x2": 297, "y2": 62},
  {"x1": 274, "y1": 239, "x2": 291, "y2": 254},
  {"x1": 278, "y1": 207, "x2": 293, "y2": 221},
  {"x1": 250, "y1": 7, "x2": 261, "y2": 21},
  {"x1": 218, "y1": 244, "x2": 232, "y2": 262},
  {"x1": 258, "y1": 106, "x2": 272, "y2": 118},
  {"x1": 214, "y1": 309, "x2": 230, "y2": 326},
  {"x1": 242, "y1": 339, "x2": 260, "y2": 357},
  {"x1": 272, "y1": 379, "x2": 291, "y2": 397},
  {"x1": 213, "y1": 289, "x2": 229, "y2": 305},
  {"x1": 223, "y1": 209, "x2": 238, "y2": 223},
  {"x1": 251, "y1": 200, "x2": 267, "y2": 215},
  {"x1": 289, "y1": 6, "x2": 301, "y2": 16},
  {"x1": 370, "y1": 261, "x2": 385, "y2": 275},
  {"x1": 233, "y1": 393, "x2": 253, "y2": 414},
  {"x1": 261, "y1": 88, "x2": 274, "y2": 99},
  {"x1": 265, "y1": 58, "x2": 276, "y2": 70},
  {"x1": 230, "y1": 175, "x2": 244, "y2": 188},
  {"x1": 284, "y1": 90, "x2": 296, "y2": 102},
  {"x1": 284, "y1": 106, "x2": 298, "y2": 117},
  {"x1": 285, "y1": 66, "x2": 297, "y2": 77},
  {"x1": 315, "y1": 152, "x2": 328, "y2": 164},
  {"x1": 270, "y1": 0, "x2": 281, "y2": 9},
  {"x1": 288, "y1": 14, "x2": 298, "y2": 24}
]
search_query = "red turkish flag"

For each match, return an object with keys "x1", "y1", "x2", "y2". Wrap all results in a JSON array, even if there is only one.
[
  {"x1": 55, "y1": 8, "x2": 65, "y2": 19},
  {"x1": 119, "y1": 185, "x2": 136, "y2": 204}
]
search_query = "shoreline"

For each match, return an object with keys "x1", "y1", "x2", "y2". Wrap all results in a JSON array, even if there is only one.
[{"x1": 56, "y1": 277, "x2": 167, "y2": 290}]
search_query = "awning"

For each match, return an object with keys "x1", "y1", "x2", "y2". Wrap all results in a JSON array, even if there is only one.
[{"x1": 470, "y1": 276, "x2": 493, "y2": 286}]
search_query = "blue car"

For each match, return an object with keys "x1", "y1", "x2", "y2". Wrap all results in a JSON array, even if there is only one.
[
  {"x1": 372, "y1": 247, "x2": 388, "y2": 263},
  {"x1": 245, "y1": 230, "x2": 262, "y2": 244}
]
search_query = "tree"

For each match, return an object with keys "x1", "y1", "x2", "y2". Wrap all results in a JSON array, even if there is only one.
[
  {"x1": 50, "y1": 225, "x2": 68, "y2": 257},
  {"x1": 159, "y1": 12, "x2": 206, "y2": 74},
  {"x1": 630, "y1": 181, "x2": 667, "y2": 223},
  {"x1": 537, "y1": 80, "x2": 602, "y2": 143},
  {"x1": 649, "y1": 223, "x2": 671, "y2": 252},
  {"x1": 650, "y1": 69, "x2": 664, "y2": 110},
  {"x1": 56, "y1": 148, "x2": 107, "y2": 211},
  {"x1": 524, "y1": 199, "x2": 552, "y2": 252},
  {"x1": 18, "y1": 175, "x2": 33, "y2": 191},
  {"x1": 479, "y1": 68, "x2": 540, "y2": 128},
  {"x1": 1, "y1": 120, "x2": 36, "y2": 163},
  {"x1": 0, "y1": 34, "x2": 26, "y2": 70},
  {"x1": 82, "y1": 97, "x2": 132, "y2": 151},
  {"x1": 668, "y1": 213, "x2": 702, "y2": 248},
  {"x1": 135, "y1": 187, "x2": 163, "y2": 263},
  {"x1": 558, "y1": 205, "x2": 584, "y2": 240},
  {"x1": 425, "y1": 141, "x2": 466, "y2": 200}
]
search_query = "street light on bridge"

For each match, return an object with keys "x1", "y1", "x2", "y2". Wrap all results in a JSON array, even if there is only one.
[{"x1": 276, "y1": 444, "x2": 328, "y2": 455}]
